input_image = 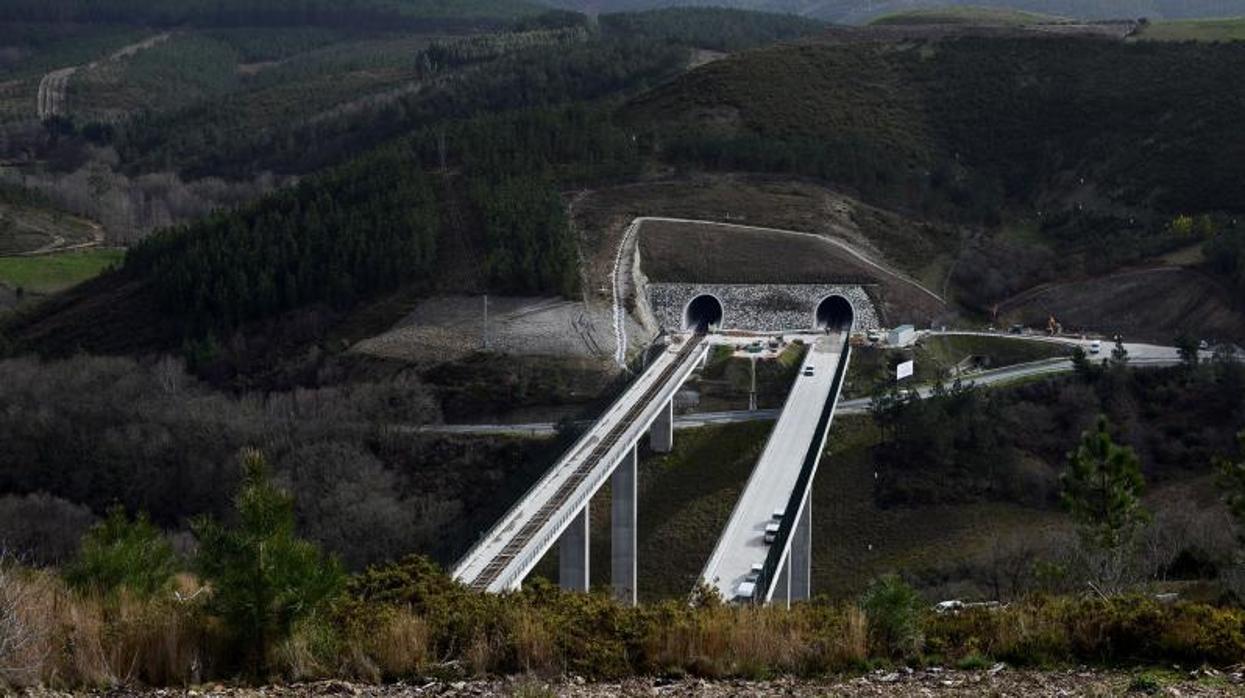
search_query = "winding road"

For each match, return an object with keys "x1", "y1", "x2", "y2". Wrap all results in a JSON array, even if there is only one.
[{"x1": 409, "y1": 332, "x2": 1227, "y2": 437}]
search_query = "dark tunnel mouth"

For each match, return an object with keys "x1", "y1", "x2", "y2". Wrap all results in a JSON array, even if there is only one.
[
  {"x1": 814, "y1": 295, "x2": 854, "y2": 331},
  {"x1": 683, "y1": 294, "x2": 724, "y2": 332}
]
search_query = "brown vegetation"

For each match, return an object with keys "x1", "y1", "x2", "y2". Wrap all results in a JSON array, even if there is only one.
[
  {"x1": 997, "y1": 267, "x2": 1245, "y2": 345},
  {"x1": 4, "y1": 555, "x2": 1245, "y2": 691}
]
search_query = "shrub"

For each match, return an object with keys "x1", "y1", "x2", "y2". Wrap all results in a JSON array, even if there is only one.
[
  {"x1": 64, "y1": 505, "x2": 177, "y2": 599},
  {"x1": 955, "y1": 652, "x2": 992, "y2": 670},
  {"x1": 193, "y1": 448, "x2": 345, "y2": 677},
  {"x1": 1128, "y1": 672, "x2": 1161, "y2": 694},
  {"x1": 860, "y1": 574, "x2": 925, "y2": 659}
]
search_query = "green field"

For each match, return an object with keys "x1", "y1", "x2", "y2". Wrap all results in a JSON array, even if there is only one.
[
  {"x1": 1135, "y1": 18, "x2": 1245, "y2": 42},
  {"x1": 0, "y1": 248, "x2": 123, "y2": 295},
  {"x1": 870, "y1": 5, "x2": 1061, "y2": 25}
]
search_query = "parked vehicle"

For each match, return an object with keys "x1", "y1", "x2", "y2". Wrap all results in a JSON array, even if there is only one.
[
  {"x1": 1090, "y1": 340, "x2": 1102, "y2": 354},
  {"x1": 747, "y1": 562, "x2": 764, "y2": 581}
]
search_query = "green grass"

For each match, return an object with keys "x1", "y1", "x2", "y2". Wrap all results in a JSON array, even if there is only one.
[
  {"x1": 811, "y1": 415, "x2": 1065, "y2": 599},
  {"x1": 870, "y1": 5, "x2": 1062, "y2": 26},
  {"x1": 0, "y1": 248, "x2": 123, "y2": 295},
  {"x1": 1136, "y1": 18, "x2": 1245, "y2": 42},
  {"x1": 529, "y1": 421, "x2": 773, "y2": 600},
  {"x1": 844, "y1": 334, "x2": 1069, "y2": 398},
  {"x1": 531, "y1": 414, "x2": 1067, "y2": 602}
]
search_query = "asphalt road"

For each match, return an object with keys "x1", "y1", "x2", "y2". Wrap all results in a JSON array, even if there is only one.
[
  {"x1": 700, "y1": 331, "x2": 847, "y2": 602},
  {"x1": 410, "y1": 333, "x2": 1205, "y2": 437}
]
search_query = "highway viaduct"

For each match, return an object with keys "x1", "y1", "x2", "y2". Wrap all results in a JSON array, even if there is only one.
[{"x1": 452, "y1": 291, "x2": 856, "y2": 606}]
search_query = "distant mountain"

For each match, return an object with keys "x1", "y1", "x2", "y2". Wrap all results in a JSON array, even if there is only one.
[{"x1": 547, "y1": 1, "x2": 1245, "y2": 23}]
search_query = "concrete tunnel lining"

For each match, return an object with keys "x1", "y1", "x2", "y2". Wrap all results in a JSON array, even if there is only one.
[
  {"x1": 683, "y1": 294, "x2": 725, "y2": 332},
  {"x1": 814, "y1": 294, "x2": 855, "y2": 331}
]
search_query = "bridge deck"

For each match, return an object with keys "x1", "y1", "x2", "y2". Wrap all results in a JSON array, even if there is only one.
[
  {"x1": 453, "y1": 332, "x2": 710, "y2": 592},
  {"x1": 700, "y1": 331, "x2": 850, "y2": 601}
]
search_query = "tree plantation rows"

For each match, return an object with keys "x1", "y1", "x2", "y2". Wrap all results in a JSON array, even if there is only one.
[
  {"x1": 0, "y1": 0, "x2": 539, "y2": 29},
  {"x1": 123, "y1": 104, "x2": 648, "y2": 334}
]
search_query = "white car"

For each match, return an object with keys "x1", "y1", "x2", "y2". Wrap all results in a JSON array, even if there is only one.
[
  {"x1": 764, "y1": 521, "x2": 781, "y2": 544},
  {"x1": 1089, "y1": 340, "x2": 1102, "y2": 354},
  {"x1": 802, "y1": 366, "x2": 814, "y2": 377},
  {"x1": 735, "y1": 581, "x2": 757, "y2": 602}
]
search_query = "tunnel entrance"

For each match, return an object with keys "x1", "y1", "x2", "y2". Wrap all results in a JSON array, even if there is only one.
[
  {"x1": 814, "y1": 295, "x2": 854, "y2": 331},
  {"x1": 683, "y1": 294, "x2": 724, "y2": 332}
]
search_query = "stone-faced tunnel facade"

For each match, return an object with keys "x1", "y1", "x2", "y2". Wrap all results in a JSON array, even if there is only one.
[{"x1": 648, "y1": 283, "x2": 880, "y2": 333}]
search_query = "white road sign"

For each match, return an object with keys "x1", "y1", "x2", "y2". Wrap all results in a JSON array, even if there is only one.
[{"x1": 896, "y1": 359, "x2": 914, "y2": 381}]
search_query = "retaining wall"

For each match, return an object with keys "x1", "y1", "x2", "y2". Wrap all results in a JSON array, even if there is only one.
[{"x1": 647, "y1": 283, "x2": 880, "y2": 333}]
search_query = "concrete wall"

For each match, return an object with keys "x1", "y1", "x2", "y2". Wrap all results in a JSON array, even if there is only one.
[{"x1": 647, "y1": 283, "x2": 880, "y2": 333}]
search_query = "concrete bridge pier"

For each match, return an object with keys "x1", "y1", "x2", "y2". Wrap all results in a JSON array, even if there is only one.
[
  {"x1": 772, "y1": 557, "x2": 791, "y2": 608},
  {"x1": 791, "y1": 498, "x2": 812, "y2": 602},
  {"x1": 559, "y1": 506, "x2": 590, "y2": 592},
  {"x1": 650, "y1": 399, "x2": 673, "y2": 453},
  {"x1": 612, "y1": 445, "x2": 638, "y2": 605}
]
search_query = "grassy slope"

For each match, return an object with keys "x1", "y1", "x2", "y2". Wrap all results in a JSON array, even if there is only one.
[
  {"x1": 844, "y1": 334, "x2": 1070, "y2": 396},
  {"x1": 1136, "y1": 17, "x2": 1245, "y2": 42},
  {"x1": 524, "y1": 421, "x2": 772, "y2": 597},
  {"x1": 870, "y1": 5, "x2": 1063, "y2": 25},
  {"x1": 0, "y1": 204, "x2": 96, "y2": 255},
  {"x1": 524, "y1": 415, "x2": 1064, "y2": 602},
  {"x1": 544, "y1": 408, "x2": 1226, "y2": 603},
  {"x1": 812, "y1": 415, "x2": 1064, "y2": 599},
  {"x1": 0, "y1": 249, "x2": 123, "y2": 295}
]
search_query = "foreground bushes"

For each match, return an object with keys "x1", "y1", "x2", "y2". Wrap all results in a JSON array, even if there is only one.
[{"x1": 4, "y1": 553, "x2": 1245, "y2": 689}]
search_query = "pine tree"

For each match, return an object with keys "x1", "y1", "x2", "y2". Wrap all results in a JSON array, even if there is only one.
[
  {"x1": 1061, "y1": 415, "x2": 1149, "y2": 552},
  {"x1": 193, "y1": 448, "x2": 344, "y2": 677}
]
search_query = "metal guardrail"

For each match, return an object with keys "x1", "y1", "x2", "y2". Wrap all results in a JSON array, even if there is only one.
[
  {"x1": 753, "y1": 332, "x2": 852, "y2": 603},
  {"x1": 457, "y1": 332, "x2": 707, "y2": 592}
]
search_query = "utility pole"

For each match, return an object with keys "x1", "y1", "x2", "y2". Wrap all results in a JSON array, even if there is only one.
[{"x1": 749, "y1": 355, "x2": 757, "y2": 411}]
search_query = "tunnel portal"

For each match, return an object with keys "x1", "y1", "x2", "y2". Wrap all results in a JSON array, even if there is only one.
[
  {"x1": 683, "y1": 294, "x2": 724, "y2": 332},
  {"x1": 814, "y1": 295, "x2": 854, "y2": 331}
]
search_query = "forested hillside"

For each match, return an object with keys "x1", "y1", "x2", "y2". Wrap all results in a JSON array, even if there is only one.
[
  {"x1": 548, "y1": 0, "x2": 1245, "y2": 23},
  {"x1": 629, "y1": 36, "x2": 1245, "y2": 316},
  {"x1": 0, "y1": 0, "x2": 543, "y2": 29},
  {"x1": 4, "y1": 7, "x2": 834, "y2": 363}
]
